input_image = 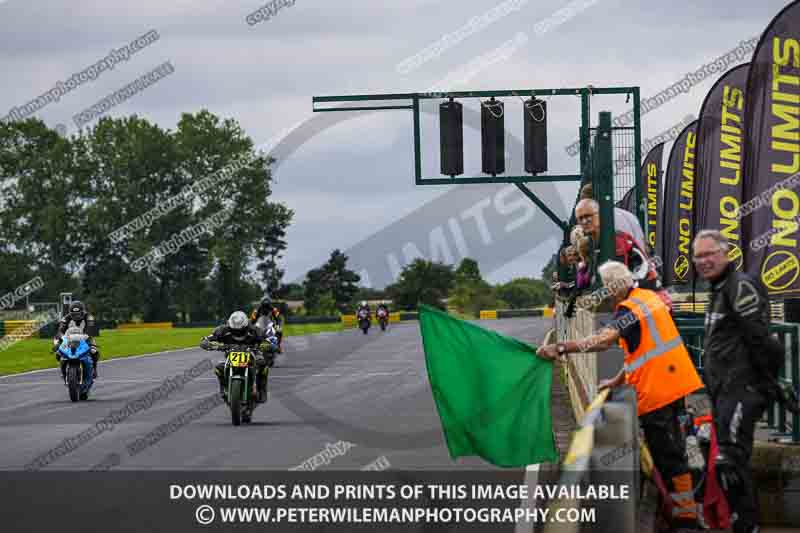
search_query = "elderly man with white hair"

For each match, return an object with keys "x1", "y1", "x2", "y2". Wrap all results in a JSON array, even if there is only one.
[{"x1": 537, "y1": 260, "x2": 703, "y2": 531}]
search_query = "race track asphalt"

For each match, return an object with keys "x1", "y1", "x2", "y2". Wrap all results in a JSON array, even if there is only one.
[{"x1": 0, "y1": 318, "x2": 553, "y2": 471}]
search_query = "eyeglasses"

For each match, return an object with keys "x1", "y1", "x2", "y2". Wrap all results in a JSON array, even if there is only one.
[
  {"x1": 577, "y1": 213, "x2": 597, "y2": 224},
  {"x1": 692, "y1": 248, "x2": 724, "y2": 262}
]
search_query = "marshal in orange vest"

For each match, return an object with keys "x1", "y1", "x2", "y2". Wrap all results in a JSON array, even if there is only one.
[{"x1": 616, "y1": 287, "x2": 703, "y2": 416}]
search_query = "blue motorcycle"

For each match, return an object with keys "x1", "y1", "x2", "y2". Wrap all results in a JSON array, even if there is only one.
[{"x1": 57, "y1": 327, "x2": 94, "y2": 402}]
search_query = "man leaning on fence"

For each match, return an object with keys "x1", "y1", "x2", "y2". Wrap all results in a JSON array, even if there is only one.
[
  {"x1": 692, "y1": 229, "x2": 800, "y2": 533},
  {"x1": 537, "y1": 260, "x2": 704, "y2": 531}
]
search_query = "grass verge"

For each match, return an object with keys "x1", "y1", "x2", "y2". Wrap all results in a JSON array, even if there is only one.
[{"x1": 0, "y1": 322, "x2": 344, "y2": 376}]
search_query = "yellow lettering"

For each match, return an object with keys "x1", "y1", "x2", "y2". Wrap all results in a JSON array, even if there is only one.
[
  {"x1": 680, "y1": 132, "x2": 695, "y2": 210},
  {"x1": 773, "y1": 69, "x2": 800, "y2": 92},
  {"x1": 685, "y1": 131, "x2": 696, "y2": 152},
  {"x1": 771, "y1": 145, "x2": 800, "y2": 175},
  {"x1": 774, "y1": 91, "x2": 800, "y2": 104},
  {"x1": 720, "y1": 87, "x2": 744, "y2": 184},
  {"x1": 774, "y1": 37, "x2": 800, "y2": 68},
  {"x1": 771, "y1": 189, "x2": 799, "y2": 247},
  {"x1": 647, "y1": 163, "x2": 658, "y2": 219},
  {"x1": 722, "y1": 86, "x2": 744, "y2": 110},
  {"x1": 720, "y1": 195, "x2": 740, "y2": 219},
  {"x1": 678, "y1": 218, "x2": 691, "y2": 254},
  {"x1": 772, "y1": 103, "x2": 800, "y2": 141},
  {"x1": 719, "y1": 196, "x2": 740, "y2": 241},
  {"x1": 720, "y1": 133, "x2": 742, "y2": 163}
]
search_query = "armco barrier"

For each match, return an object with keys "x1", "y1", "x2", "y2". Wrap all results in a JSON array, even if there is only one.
[
  {"x1": 4, "y1": 320, "x2": 35, "y2": 335},
  {"x1": 285, "y1": 316, "x2": 340, "y2": 325},
  {"x1": 542, "y1": 387, "x2": 638, "y2": 533},
  {"x1": 175, "y1": 316, "x2": 341, "y2": 328},
  {"x1": 477, "y1": 309, "x2": 547, "y2": 319},
  {"x1": 497, "y1": 308, "x2": 545, "y2": 318}
]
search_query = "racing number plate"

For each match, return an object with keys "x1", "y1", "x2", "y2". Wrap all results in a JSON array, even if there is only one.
[{"x1": 227, "y1": 352, "x2": 251, "y2": 368}]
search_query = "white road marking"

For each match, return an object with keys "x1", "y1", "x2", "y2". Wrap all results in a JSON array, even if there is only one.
[{"x1": 515, "y1": 463, "x2": 541, "y2": 533}]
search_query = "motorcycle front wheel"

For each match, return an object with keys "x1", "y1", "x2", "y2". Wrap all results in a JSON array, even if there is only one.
[
  {"x1": 67, "y1": 364, "x2": 81, "y2": 402},
  {"x1": 230, "y1": 380, "x2": 243, "y2": 426}
]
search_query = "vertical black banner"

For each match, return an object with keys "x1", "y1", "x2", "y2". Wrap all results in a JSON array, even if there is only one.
[
  {"x1": 742, "y1": 0, "x2": 800, "y2": 298},
  {"x1": 662, "y1": 121, "x2": 698, "y2": 286},
  {"x1": 642, "y1": 143, "x2": 665, "y2": 258},
  {"x1": 694, "y1": 63, "x2": 749, "y2": 272},
  {"x1": 615, "y1": 187, "x2": 636, "y2": 213}
]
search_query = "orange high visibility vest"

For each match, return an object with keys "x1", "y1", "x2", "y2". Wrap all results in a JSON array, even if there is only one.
[{"x1": 616, "y1": 288, "x2": 703, "y2": 416}]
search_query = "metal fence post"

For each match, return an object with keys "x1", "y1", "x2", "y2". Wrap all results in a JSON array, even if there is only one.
[{"x1": 594, "y1": 112, "x2": 615, "y2": 266}]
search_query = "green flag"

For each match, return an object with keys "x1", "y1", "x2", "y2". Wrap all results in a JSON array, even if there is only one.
[{"x1": 419, "y1": 305, "x2": 558, "y2": 467}]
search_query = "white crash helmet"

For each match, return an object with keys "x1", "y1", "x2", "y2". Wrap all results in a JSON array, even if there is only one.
[{"x1": 227, "y1": 311, "x2": 249, "y2": 334}]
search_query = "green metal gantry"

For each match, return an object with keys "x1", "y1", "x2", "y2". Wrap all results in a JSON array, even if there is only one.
[{"x1": 311, "y1": 86, "x2": 643, "y2": 267}]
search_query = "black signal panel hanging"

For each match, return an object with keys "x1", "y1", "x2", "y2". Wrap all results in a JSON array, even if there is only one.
[
  {"x1": 524, "y1": 98, "x2": 547, "y2": 174},
  {"x1": 439, "y1": 100, "x2": 464, "y2": 177},
  {"x1": 481, "y1": 97, "x2": 505, "y2": 176}
]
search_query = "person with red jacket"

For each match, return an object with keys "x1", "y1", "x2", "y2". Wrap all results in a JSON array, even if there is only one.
[{"x1": 574, "y1": 198, "x2": 671, "y2": 311}]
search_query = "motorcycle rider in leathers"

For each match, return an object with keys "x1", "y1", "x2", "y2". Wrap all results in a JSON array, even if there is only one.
[
  {"x1": 693, "y1": 229, "x2": 789, "y2": 533},
  {"x1": 250, "y1": 295, "x2": 283, "y2": 354},
  {"x1": 53, "y1": 301, "x2": 100, "y2": 380},
  {"x1": 201, "y1": 311, "x2": 274, "y2": 403}
]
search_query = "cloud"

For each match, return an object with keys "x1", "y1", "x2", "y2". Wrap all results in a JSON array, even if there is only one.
[{"x1": 0, "y1": 0, "x2": 791, "y2": 284}]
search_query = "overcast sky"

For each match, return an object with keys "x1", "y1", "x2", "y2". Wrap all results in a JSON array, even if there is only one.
[{"x1": 0, "y1": 0, "x2": 791, "y2": 287}]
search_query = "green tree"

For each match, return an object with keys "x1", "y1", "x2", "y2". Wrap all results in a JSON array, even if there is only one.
[
  {"x1": 450, "y1": 279, "x2": 503, "y2": 316},
  {"x1": 450, "y1": 258, "x2": 503, "y2": 316},
  {"x1": 255, "y1": 203, "x2": 294, "y2": 295},
  {"x1": 455, "y1": 258, "x2": 482, "y2": 284},
  {"x1": 386, "y1": 259, "x2": 454, "y2": 311},
  {"x1": 276, "y1": 282, "x2": 304, "y2": 301},
  {"x1": 303, "y1": 249, "x2": 361, "y2": 314},
  {"x1": 0, "y1": 111, "x2": 293, "y2": 322},
  {"x1": 0, "y1": 118, "x2": 81, "y2": 302},
  {"x1": 306, "y1": 290, "x2": 337, "y2": 316},
  {"x1": 355, "y1": 287, "x2": 389, "y2": 301},
  {"x1": 495, "y1": 278, "x2": 551, "y2": 309},
  {"x1": 76, "y1": 115, "x2": 186, "y2": 322}
]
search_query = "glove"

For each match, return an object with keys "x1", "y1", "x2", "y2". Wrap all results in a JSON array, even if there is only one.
[
  {"x1": 200, "y1": 338, "x2": 211, "y2": 350},
  {"x1": 716, "y1": 455, "x2": 742, "y2": 492}
]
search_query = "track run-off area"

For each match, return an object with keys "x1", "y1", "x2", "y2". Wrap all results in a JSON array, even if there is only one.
[{"x1": 0, "y1": 318, "x2": 552, "y2": 471}]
